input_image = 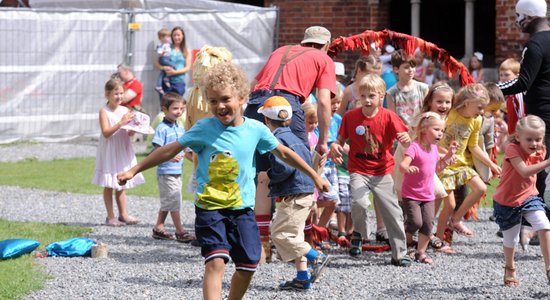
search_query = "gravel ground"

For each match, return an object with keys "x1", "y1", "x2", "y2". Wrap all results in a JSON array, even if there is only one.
[{"x1": 1, "y1": 141, "x2": 550, "y2": 299}]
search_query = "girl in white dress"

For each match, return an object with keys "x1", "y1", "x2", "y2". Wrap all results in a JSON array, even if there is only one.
[{"x1": 92, "y1": 78, "x2": 145, "y2": 226}]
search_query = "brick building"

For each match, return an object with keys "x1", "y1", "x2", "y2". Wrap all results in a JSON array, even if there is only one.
[{"x1": 234, "y1": 0, "x2": 549, "y2": 74}]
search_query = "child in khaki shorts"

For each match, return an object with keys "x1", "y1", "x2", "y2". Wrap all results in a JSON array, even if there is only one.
[{"x1": 259, "y1": 96, "x2": 331, "y2": 290}]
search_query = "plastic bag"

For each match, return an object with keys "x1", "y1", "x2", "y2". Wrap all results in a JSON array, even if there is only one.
[{"x1": 46, "y1": 237, "x2": 95, "y2": 257}]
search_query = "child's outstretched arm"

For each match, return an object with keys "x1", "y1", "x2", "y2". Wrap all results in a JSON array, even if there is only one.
[
  {"x1": 469, "y1": 145, "x2": 502, "y2": 176},
  {"x1": 399, "y1": 156, "x2": 419, "y2": 174},
  {"x1": 271, "y1": 144, "x2": 330, "y2": 192},
  {"x1": 118, "y1": 142, "x2": 183, "y2": 185},
  {"x1": 396, "y1": 131, "x2": 411, "y2": 148},
  {"x1": 510, "y1": 154, "x2": 550, "y2": 178}
]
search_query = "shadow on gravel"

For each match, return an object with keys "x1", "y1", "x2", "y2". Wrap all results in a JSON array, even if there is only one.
[
  {"x1": 383, "y1": 284, "x2": 495, "y2": 298},
  {"x1": 111, "y1": 248, "x2": 202, "y2": 265},
  {"x1": 125, "y1": 276, "x2": 203, "y2": 289}
]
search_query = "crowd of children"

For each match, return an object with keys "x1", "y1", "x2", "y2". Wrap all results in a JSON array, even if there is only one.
[{"x1": 89, "y1": 24, "x2": 550, "y2": 299}]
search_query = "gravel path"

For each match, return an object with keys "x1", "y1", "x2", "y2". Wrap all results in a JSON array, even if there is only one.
[{"x1": 1, "y1": 141, "x2": 550, "y2": 299}]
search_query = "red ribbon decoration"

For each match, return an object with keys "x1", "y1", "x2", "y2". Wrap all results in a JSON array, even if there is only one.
[{"x1": 328, "y1": 29, "x2": 474, "y2": 87}]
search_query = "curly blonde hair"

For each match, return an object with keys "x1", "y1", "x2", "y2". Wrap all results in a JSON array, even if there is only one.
[{"x1": 201, "y1": 62, "x2": 249, "y2": 101}]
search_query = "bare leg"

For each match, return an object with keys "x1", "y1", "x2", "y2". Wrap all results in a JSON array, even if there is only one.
[
  {"x1": 115, "y1": 189, "x2": 129, "y2": 219},
  {"x1": 436, "y1": 191, "x2": 455, "y2": 238},
  {"x1": 170, "y1": 211, "x2": 185, "y2": 233},
  {"x1": 452, "y1": 176, "x2": 486, "y2": 221},
  {"x1": 155, "y1": 211, "x2": 169, "y2": 230},
  {"x1": 538, "y1": 229, "x2": 550, "y2": 272},
  {"x1": 503, "y1": 245, "x2": 517, "y2": 285},
  {"x1": 103, "y1": 188, "x2": 115, "y2": 219},
  {"x1": 227, "y1": 271, "x2": 254, "y2": 300},
  {"x1": 295, "y1": 258, "x2": 307, "y2": 271},
  {"x1": 336, "y1": 211, "x2": 346, "y2": 233},
  {"x1": 203, "y1": 258, "x2": 225, "y2": 300},
  {"x1": 317, "y1": 201, "x2": 336, "y2": 228},
  {"x1": 417, "y1": 233, "x2": 430, "y2": 254}
]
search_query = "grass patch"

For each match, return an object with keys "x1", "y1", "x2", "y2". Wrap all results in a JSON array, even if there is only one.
[
  {"x1": 0, "y1": 219, "x2": 91, "y2": 300},
  {"x1": 0, "y1": 155, "x2": 195, "y2": 201}
]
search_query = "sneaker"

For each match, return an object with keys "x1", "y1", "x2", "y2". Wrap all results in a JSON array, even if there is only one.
[
  {"x1": 349, "y1": 232, "x2": 362, "y2": 257},
  {"x1": 391, "y1": 256, "x2": 413, "y2": 267},
  {"x1": 309, "y1": 253, "x2": 330, "y2": 283},
  {"x1": 279, "y1": 278, "x2": 311, "y2": 290}
]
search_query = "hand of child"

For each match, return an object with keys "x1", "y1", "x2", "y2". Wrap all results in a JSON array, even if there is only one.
[
  {"x1": 406, "y1": 166, "x2": 420, "y2": 174},
  {"x1": 315, "y1": 176, "x2": 330, "y2": 193},
  {"x1": 396, "y1": 132, "x2": 411, "y2": 144},
  {"x1": 117, "y1": 171, "x2": 134, "y2": 186},
  {"x1": 329, "y1": 143, "x2": 343, "y2": 165},
  {"x1": 490, "y1": 162, "x2": 502, "y2": 176},
  {"x1": 170, "y1": 154, "x2": 183, "y2": 162},
  {"x1": 121, "y1": 111, "x2": 135, "y2": 125},
  {"x1": 315, "y1": 142, "x2": 329, "y2": 158},
  {"x1": 128, "y1": 130, "x2": 135, "y2": 137}
]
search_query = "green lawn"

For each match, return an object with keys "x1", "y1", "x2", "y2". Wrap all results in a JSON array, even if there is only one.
[
  {"x1": 0, "y1": 219, "x2": 91, "y2": 300},
  {"x1": 0, "y1": 154, "x2": 193, "y2": 299},
  {"x1": 0, "y1": 155, "x2": 195, "y2": 201}
]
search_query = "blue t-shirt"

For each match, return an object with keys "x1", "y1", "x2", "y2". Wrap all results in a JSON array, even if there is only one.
[
  {"x1": 169, "y1": 47, "x2": 186, "y2": 83},
  {"x1": 152, "y1": 119, "x2": 185, "y2": 175},
  {"x1": 178, "y1": 117, "x2": 279, "y2": 210},
  {"x1": 314, "y1": 113, "x2": 341, "y2": 145}
]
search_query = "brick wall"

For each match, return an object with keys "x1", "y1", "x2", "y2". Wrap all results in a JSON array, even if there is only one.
[
  {"x1": 494, "y1": 0, "x2": 550, "y2": 64},
  {"x1": 265, "y1": 0, "x2": 390, "y2": 80}
]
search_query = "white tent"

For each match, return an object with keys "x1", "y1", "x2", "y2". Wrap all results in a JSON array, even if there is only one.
[{"x1": 0, "y1": 0, "x2": 278, "y2": 142}]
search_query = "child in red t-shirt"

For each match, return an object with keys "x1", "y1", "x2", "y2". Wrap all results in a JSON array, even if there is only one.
[{"x1": 330, "y1": 74, "x2": 412, "y2": 267}]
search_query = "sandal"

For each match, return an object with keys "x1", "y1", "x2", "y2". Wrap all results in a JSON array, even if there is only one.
[
  {"x1": 429, "y1": 236, "x2": 443, "y2": 249},
  {"x1": 415, "y1": 252, "x2": 433, "y2": 264},
  {"x1": 448, "y1": 219, "x2": 474, "y2": 237},
  {"x1": 152, "y1": 228, "x2": 174, "y2": 240},
  {"x1": 175, "y1": 231, "x2": 196, "y2": 243},
  {"x1": 119, "y1": 215, "x2": 140, "y2": 225},
  {"x1": 435, "y1": 243, "x2": 456, "y2": 254},
  {"x1": 504, "y1": 265, "x2": 519, "y2": 287},
  {"x1": 105, "y1": 217, "x2": 125, "y2": 227}
]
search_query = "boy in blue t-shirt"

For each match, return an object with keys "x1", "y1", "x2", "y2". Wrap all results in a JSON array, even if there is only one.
[
  {"x1": 151, "y1": 92, "x2": 195, "y2": 243},
  {"x1": 118, "y1": 62, "x2": 329, "y2": 300}
]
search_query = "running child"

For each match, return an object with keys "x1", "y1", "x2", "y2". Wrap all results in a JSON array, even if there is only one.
[
  {"x1": 492, "y1": 115, "x2": 550, "y2": 287},
  {"x1": 260, "y1": 96, "x2": 330, "y2": 290},
  {"x1": 92, "y1": 78, "x2": 144, "y2": 226},
  {"x1": 117, "y1": 62, "x2": 329, "y2": 300},
  {"x1": 330, "y1": 74, "x2": 412, "y2": 266},
  {"x1": 400, "y1": 112, "x2": 457, "y2": 264},
  {"x1": 436, "y1": 84, "x2": 502, "y2": 242}
]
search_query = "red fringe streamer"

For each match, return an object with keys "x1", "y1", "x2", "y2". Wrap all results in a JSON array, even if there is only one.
[{"x1": 328, "y1": 29, "x2": 474, "y2": 87}]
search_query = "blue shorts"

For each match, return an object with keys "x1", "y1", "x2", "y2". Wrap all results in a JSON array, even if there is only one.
[
  {"x1": 493, "y1": 196, "x2": 547, "y2": 231},
  {"x1": 245, "y1": 89, "x2": 307, "y2": 172},
  {"x1": 195, "y1": 206, "x2": 260, "y2": 272}
]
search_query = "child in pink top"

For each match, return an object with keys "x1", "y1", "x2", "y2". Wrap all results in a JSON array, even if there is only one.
[
  {"x1": 492, "y1": 115, "x2": 550, "y2": 287},
  {"x1": 400, "y1": 112, "x2": 456, "y2": 264}
]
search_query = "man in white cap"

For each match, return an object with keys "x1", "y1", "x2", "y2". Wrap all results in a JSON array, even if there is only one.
[
  {"x1": 244, "y1": 26, "x2": 336, "y2": 262},
  {"x1": 498, "y1": 0, "x2": 550, "y2": 195}
]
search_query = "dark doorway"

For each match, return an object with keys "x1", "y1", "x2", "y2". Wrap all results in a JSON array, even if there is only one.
[{"x1": 389, "y1": 0, "x2": 496, "y2": 66}]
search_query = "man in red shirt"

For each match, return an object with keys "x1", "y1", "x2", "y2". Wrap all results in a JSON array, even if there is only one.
[
  {"x1": 117, "y1": 64, "x2": 143, "y2": 111},
  {"x1": 244, "y1": 26, "x2": 336, "y2": 263}
]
